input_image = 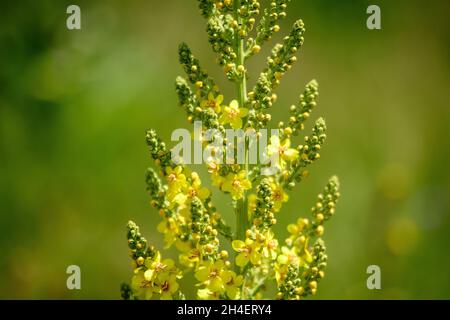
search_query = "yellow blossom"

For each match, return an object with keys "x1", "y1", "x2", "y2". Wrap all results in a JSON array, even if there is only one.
[
  {"x1": 267, "y1": 136, "x2": 299, "y2": 167},
  {"x1": 195, "y1": 260, "x2": 226, "y2": 292},
  {"x1": 179, "y1": 247, "x2": 201, "y2": 268},
  {"x1": 158, "y1": 273, "x2": 180, "y2": 300},
  {"x1": 157, "y1": 215, "x2": 189, "y2": 249},
  {"x1": 176, "y1": 172, "x2": 211, "y2": 217},
  {"x1": 186, "y1": 172, "x2": 210, "y2": 201},
  {"x1": 201, "y1": 92, "x2": 224, "y2": 113},
  {"x1": 232, "y1": 238, "x2": 262, "y2": 267},
  {"x1": 131, "y1": 270, "x2": 155, "y2": 300},
  {"x1": 197, "y1": 288, "x2": 220, "y2": 300},
  {"x1": 157, "y1": 218, "x2": 180, "y2": 248},
  {"x1": 165, "y1": 166, "x2": 188, "y2": 199},
  {"x1": 222, "y1": 270, "x2": 243, "y2": 299},
  {"x1": 277, "y1": 246, "x2": 299, "y2": 266},
  {"x1": 221, "y1": 171, "x2": 252, "y2": 200},
  {"x1": 207, "y1": 162, "x2": 225, "y2": 188},
  {"x1": 261, "y1": 231, "x2": 279, "y2": 260},
  {"x1": 270, "y1": 181, "x2": 289, "y2": 212},
  {"x1": 131, "y1": 251, "x2": 180, "y2": 300},
  {"x1": 286, "y1": 218, "x2": 309, "y2": 243},
  {"x1": 219, "y1": 100, "x2": 248, "y2": 129}
]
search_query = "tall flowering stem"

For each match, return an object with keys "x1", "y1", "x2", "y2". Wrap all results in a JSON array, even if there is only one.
[
  {"x1": 121, "y1": 0, "x2": 341, "y2": 300},
  {"x1": 234, "y1": 0, "x2": 250, "y2": 244}
]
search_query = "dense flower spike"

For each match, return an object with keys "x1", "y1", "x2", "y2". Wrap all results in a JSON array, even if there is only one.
[
  {"x1": 288, "y1": 80, "x2": 319, "y2": 136},
  {"x1": 283, "y1": 117, "x2": 327, "y2": 189},
  {"x1": 146, "y1": 129, "x2": 173, "y2": 169},
  {"x1": 178, "y1": 43, "x2": 218, "y2": 100},
  {"x1": 123, "y1": 0, "x2": 340, "y2": 300},
  {"x1": 197, "y1": 0, "x2": 215, "y2": 18},
  {"x1": 276, "y1": 239, "x2": 327, "y2": 300},
  {"x1": 175, "y1": 76, "x2": 198, "y2": 120},
  {"x1": 254, "y1": 1, "x2": 291, "y2": 48},
  {"x1": 309, "y1": 176, "x2": 340, "y2": 237},
  {"x1": 251, "y1": 179, "x2": 276, "y2": 230},
  {"x1": 206, "y1": 13, "x2": 237, "y2": 72},
  {"x1": 249, "y1": 19, "x2": 306, "y2": 128},
  {"x1": 126, "y1": 220, "x2": 153, "y2": 263},
  {"x1": 190, "y1": 197, "x2": 220, "y2": 257}
]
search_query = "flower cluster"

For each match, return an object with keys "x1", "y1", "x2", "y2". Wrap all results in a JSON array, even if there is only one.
[
  {"x1": 123, "y1": 0, "x2": 341, "y2": 300},
  {"x1": 122, "y1": 221, "x2": 182, "y2": 300},
  {"x1": 275, "y1": 177, "x2": 339, "y2": 299}
]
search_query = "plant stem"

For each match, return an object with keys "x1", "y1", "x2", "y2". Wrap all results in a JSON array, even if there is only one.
[{"x1": 234, "y1": 1, "x2": 248, "y2": 243}]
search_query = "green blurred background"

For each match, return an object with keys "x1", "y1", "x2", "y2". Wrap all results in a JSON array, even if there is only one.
[{"x1": 1, "y1": 0, "x2": 450, "y2": 299}]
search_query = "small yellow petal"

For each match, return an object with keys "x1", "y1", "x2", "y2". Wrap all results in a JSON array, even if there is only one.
[
  {"x1": 195, "y1": 266, "x2": 210, "y2": 282},
  {"x1": 229, "y1": 100, "x2": 239, "y2": 109},
  {"x1": 236, "y1": 253, "x2": 249, "y2": 267},
  {"x1": 239, "y1": 108, "x2": 249, "y2": 117},
  {"x1": 277, "y1": 254, "x2": 288, "y2": 265},
  {"x1": 144, "y1": 269, "x2": 154, "y2": 281},
  {"x1": 232, "y1": 240, "x2": 245, "y2": 251},
  {"x1": 231, "y1": 118, "x2": 243, "y2": 129},
  {"x1": 287, "y1": 224, "x2": 298, "y2": 234},
  {"x1": 208, "y1": 277, "x2": 223, "y2": 292}
]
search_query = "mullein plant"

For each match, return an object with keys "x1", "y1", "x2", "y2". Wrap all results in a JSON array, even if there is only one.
[{"x1": 121, "y1": 0, "x2": 340, "y2": 300}]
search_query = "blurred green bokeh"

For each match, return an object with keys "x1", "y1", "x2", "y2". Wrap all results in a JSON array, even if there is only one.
[{"x1": 1, "y1": 0, "x2": 449, "y2": 299}]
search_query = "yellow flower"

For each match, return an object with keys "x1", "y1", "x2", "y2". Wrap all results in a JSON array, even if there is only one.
[
  {"x1": 166, "y1": 166, "x2": 188, "y2": 199},
  {"x1": 219, "y1": 100, "x2": 248, "y2": 129},
  {"x1": 131, "y1": 251, "x2": 180, "y2": 300},
  {"x1": 274, "y1": 246, "x2": 299, "y2": 284},
  {"x1": 195, "y1": 260, "x2": 226, "y2": 292},
  {"x1": 131, "y1": 270, "x2": 155, "y2": 300},
  {"x1": 267, "y1": 136, "x2": 299, "y2": 166},
  {"x1": 222, "y1": 270, "x2": 243, "y2": 299},
  {"x1": 179, "y1": 247, "x2": 201, "y2": 268},
  {"x1": 270, "y1": 181, "x2": 289, "y2": 212},
  {"x1": 197, "y1": 288, "x2": 220, "y2": 300},
  {"x1": 145, "y1": 252, "x2": 176, "y2": 275},
  {"x1": 176, "y1": 172, "x2": 211, "y2": 217},
  {"x1": 158, "y1": 273, "x2": 180, "y2": 300},
  {"x1": 232, "y1": 238, "x2": 262, "y2": 267},
  {"x1": 186, "y1": 172, "x2": 210, "y2": 201},
  {"x1": 286, "y1": 218, "x2": 309, "y2": 243},
  {"x1": 261, "y1": 231, "x2": 279, "y2": 260},
  {"x1": 221, "y1": 171, "x2": 252, "y2": 200},
  {"x1": 208, "y1": 162, "x2": 225, "y2": 188},
  {"x1": 201, "y1": 92, "x2": 224, "y2": 113},
  {"x1": 277, "y1": 246, "x2": 299, "y2": 266},
  {"x1": 157, "y1": 217, "x2": 182, "y2": 248}
]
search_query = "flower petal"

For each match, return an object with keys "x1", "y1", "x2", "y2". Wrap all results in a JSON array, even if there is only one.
[
  {"x1": 239, "y1": 108, "x2": 249, "y2": 117},
  {"x1": 236, "y1": 253, "x2": 249, "y2": 267},
  {"x1": 231, "y1": 117, "x2": 243, "y2": 129},
  {"x1": 195, "y1": 266, "x2": 210, "y2": 282},
  {"x1": 232, "y1": 240, "x2": 245, "y2": 251}
]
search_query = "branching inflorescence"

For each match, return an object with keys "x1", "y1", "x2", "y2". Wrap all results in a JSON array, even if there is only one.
[{"x1": 122, "y1": 0, "x2": 340, "y2": 300}]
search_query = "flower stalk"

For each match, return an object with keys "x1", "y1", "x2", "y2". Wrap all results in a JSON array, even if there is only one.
[
  {"x1": 234, "y1": 0, "x2": 249, "y2": 244},
  {"x1": 122, "y1": 0, "x2": 341, "y2": 300}
]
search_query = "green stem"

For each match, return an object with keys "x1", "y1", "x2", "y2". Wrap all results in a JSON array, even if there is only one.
[{"x1": 234, "y1": 0, "x2": 248, "y2": 243}]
